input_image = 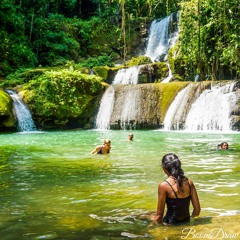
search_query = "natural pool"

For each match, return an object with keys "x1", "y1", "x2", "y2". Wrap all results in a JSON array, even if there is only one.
[{"x1": 0, "y1": 130, "x2": 239, "y2": 240}]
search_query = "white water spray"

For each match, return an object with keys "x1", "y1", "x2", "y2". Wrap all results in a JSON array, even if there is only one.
[
  {"x1": 145, "y1": 13, "x2": 179, "y2": 62},
  {"x1": 113, "y1": 66, "x2": 140, "y2": 84},
  {"x1": 119, "y1": 88, "x2": 141, "y2": 130},
  {"x1": 163, "y1": 85, "x2": 190, "y2": 130},
  {"x1": 95, "y1": 67, "x2": 140, "y2": 130},
  {"x1": 6, "y1": 90, "x2": 36, "y2": 132},
  {"x1": 95, "y1": 13, "x2": 180, "y2": 130},
  {"x1": 161, "y1": 63, "x2": 173, "y2": 83},
  {"x1": 145, "y1": 17, "x2": 170, "y2": 62},
  {"x1": 95, "y1": 86, "x2": 115, "y2": 130},
  {"x1": 185, "y1": 83, "x2": 237, "y2": 132}
]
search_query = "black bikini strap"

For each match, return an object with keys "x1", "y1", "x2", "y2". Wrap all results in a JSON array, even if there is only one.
[{"x1": 165, "y1": 180, "x2": 178, "y2": 198}]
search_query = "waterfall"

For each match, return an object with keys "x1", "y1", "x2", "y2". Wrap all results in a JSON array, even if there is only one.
[
  {"x1": 163, "y1": 85, "x2": 190, "y2": 130},
  {"x1": 161, "y1": 63, "x2": 173, "y2": 83},
  {"x1": 112, "y1": 66, "x2": 140, "y2": 84},
  {"x1": 145, "y1": 13, "x2": 179, "y2": 62},
  {"x1": 6, "y1": 90, "x2": 36, "y2": 132},
  {"x1": 95, "y1": 67, "x2": 140, "y2": 130},
  {"x1": 185, "y1": 83, "x2": 237, "y2": 131},
  {"x1": 95, "y1": 86, "x2": 115, "y2": 130},
  {"x1": 119, "y1": 87, "x2": 141, "y2": 129},
  {"x1": 95, "y1": 13, "x2": 180, "y2": 130}
]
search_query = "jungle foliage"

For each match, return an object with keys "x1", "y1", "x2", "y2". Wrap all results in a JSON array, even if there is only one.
[
  {"x1": 0, "y1": 0, "x2": 239, "y2": 80},
  {"x1": 21, "y1": 69, "x2": 105, "y2": 129}
]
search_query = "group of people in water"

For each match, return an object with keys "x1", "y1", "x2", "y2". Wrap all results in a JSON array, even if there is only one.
[{"x1": 91, "y1": 136, "x2": 229, "y2": 225}]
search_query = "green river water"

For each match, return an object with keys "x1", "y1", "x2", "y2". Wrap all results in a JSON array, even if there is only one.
[{"x1": 0, "y1": 130, "x2": 239, "y2": 240}]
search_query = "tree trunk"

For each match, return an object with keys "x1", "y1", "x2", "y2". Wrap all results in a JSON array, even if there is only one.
[
  {"x1": 29, "y1": 8, "x2": 34, "y2": 41},
  {"x1": 212, "y1": 57, "x2": 217, "y2": 80},
  {"x1": 121, "y1": 0, "x2": 126, "y2": 65},
  {"x1": 98, "y1": 0, "x2": 101, "y2": 16},
  {"x1": 197, "y1": 0, "x2": 202, "y2": 80},
  {"x1": 78, "y1": 0, "x2": 82, "y2": 17}
]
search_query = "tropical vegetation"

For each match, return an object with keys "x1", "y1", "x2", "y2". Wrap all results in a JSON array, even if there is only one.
[
  {"x1": 0, "y1": 0, "x2": 239, "y2": 80},
  {"x1": 0, "y1": 0, "x2": 239, "y2": 131}
]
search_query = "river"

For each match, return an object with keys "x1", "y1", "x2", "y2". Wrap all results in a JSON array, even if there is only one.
[{"x1": 0, "y1": 130, "x2": 239, "y2": 239}]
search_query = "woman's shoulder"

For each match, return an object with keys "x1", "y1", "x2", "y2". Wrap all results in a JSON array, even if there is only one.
[
  {"x1": 158, "y1": 180, "x2": 171, "y2": 190},
  {"x1": 96, "y1": 145, "x2": 103, "y2": 149},
  {"x1": 187, "y1": 178, "x2": 193, "y2": 184},
  {"x1": 186, "y1": 178, "x2": 196, "y2": 189}
]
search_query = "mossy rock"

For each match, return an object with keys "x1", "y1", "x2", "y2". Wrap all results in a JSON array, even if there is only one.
[
  {"x1": 155, "y1": 82, "x2": 189, "y2": 121},
  {"x1": 0, "y1": 89, "x2": 16, "y2": 131},
  {"x1": 20, "y1": 69, "x2": 106, "y2": 130},
  {"x1": 127, "y1": 56, "x2": 152, "y2": 67},
  {"x1": 168, "y1": 41, "x2": 180, "y2": 75},
  {"x1": 93, "y1": 65, "x2": 125, "y2": 83},
  {"x1": 92, "y1": 66, "x2": 110, "y2": 80},
  {"x1": 152, "y1": 62, "x2": 169, "y2": 82}
]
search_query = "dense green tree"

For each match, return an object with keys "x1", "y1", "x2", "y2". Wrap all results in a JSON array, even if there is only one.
[
  {"x1": 177, "y1": 0, "x2": 239, "y2": 80},
  {"x1": 0, "y1": 0, "x2": 37, "y2": 76},
  {"x1": 0, "y1": 0, "x2": 238, "y2": 80}
]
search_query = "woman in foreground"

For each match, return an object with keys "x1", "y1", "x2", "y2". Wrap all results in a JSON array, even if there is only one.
[{"x1": 154, "y1": 153, "x2": 200, "y2": 225}]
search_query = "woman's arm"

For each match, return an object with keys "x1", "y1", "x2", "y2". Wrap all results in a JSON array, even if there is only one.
[
  {"x1": 189, "y1": 179, "x2": 201, "y2": 217},
  {"x1": 91, "y1": 146, "x2": 100, "y2": 154},
  {"x1": 154, "y1": 182, "x2": 167, "y2": 223}
]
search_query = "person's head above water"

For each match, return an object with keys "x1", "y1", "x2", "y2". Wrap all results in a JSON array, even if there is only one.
[
  {"x1": 218, "y1": 142, "x2": 229, "y2": 150},
  {"x1": 128, "y1": 133, "x2": 134, "y2": 141},
  {"x1": 104, "y1": 139, "x2": 111, "y2": 146},
  {"x1": 161, "y1": 153, "x2": 185, "y2": 191}
]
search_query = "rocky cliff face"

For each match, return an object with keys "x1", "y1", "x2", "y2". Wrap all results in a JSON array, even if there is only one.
[
  {"x1": 105, "y1": 81, "x2": 240, "y2": 131},
  {"x1": 231, "y1": 81, "x2": 240, "y2": 130},
  {"x1": 110, "y1": 84, "x2": 161, "y2": 129}
]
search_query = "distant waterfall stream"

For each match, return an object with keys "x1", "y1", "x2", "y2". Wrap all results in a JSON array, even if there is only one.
[
  {"x1": 145, "y1": 12, "x2": 179, "y2": 82},
  {"x1": 145, "y1": 17, "x2": 170, "y2": 62},
  {"x1": 7, "y1": 90, "x2": 37, "y2": 132}
]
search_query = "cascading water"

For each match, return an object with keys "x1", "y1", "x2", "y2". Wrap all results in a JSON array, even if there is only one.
[
  {"x1": 95, "y1": 66, "x2": 141, "y2": 130},
  {"x1": 6, "y1": 90, "x2": 37, "y2": 132},
  {"x1": 161, "y1": 63, "x2": 173, "y2": 83},
  {"x1": 145, "y1": 13, "x2": 179, "y2": 82},
  {"x1": 185, "y1": 83, "x2": 237, "y2": 132},
  {"x1": 119, "y1": 87, "x2": 141, "y2": 129},
  {"x1": 163, "y1": 85, "x2": 191, "y2": 130},
  {"x1": 95, "y1": 13, "x2": 180, "y2": 130},
  {"x1": 112, "y1": 66, "x2": 140, "y2": 84},
  {"x1": 145, "y1": 13, "x2": 179, "y2": 63},
  {"x1": 145, "y1": 17, "x2": 170, "y2": 62},
  {"x1": 95, "y1": 86, "x2": 115, "y2": 130}
]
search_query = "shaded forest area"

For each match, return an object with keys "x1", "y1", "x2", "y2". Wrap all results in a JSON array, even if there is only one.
[{"x1": 0, "y1": 0, "x2": 239, "y2": 80}]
